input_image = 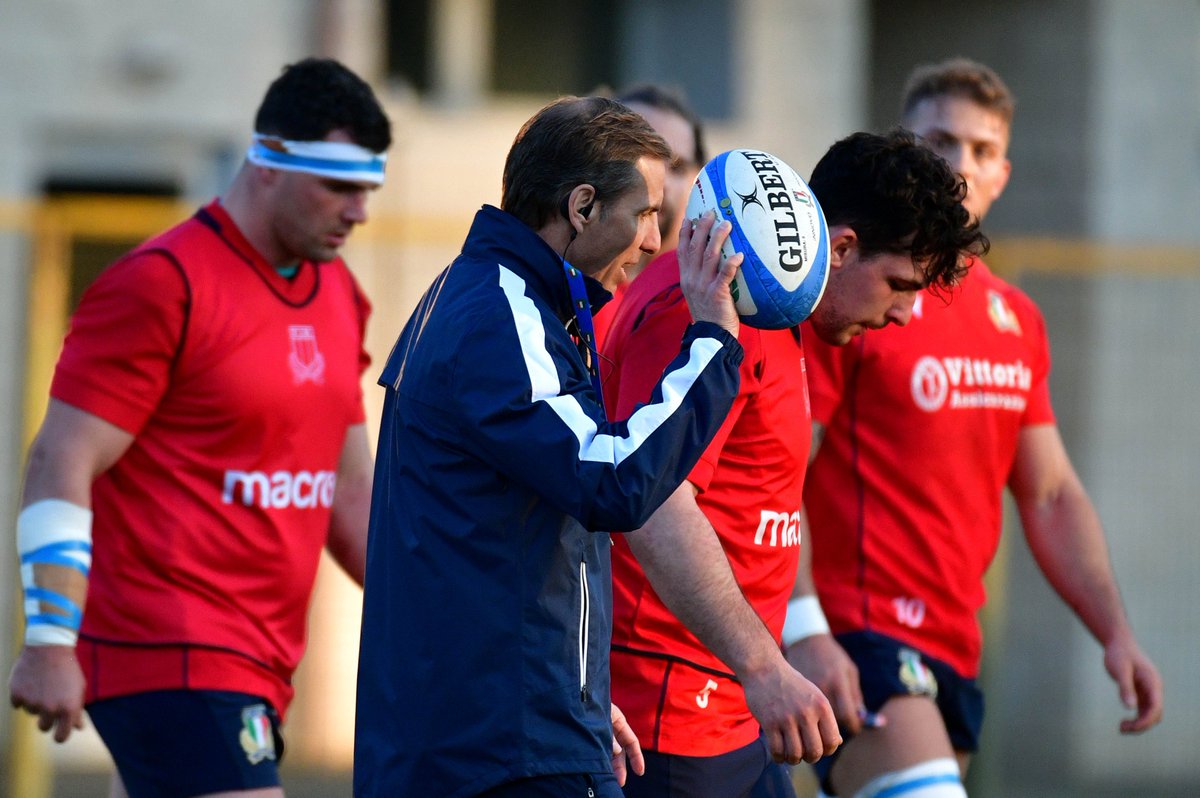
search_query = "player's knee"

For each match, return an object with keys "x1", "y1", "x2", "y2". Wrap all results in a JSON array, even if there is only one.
[{"x1": 851, "y1": 758, "x2": 966, "y2": 798}]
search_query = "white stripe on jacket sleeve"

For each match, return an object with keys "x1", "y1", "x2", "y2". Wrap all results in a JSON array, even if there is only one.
[{"x1": 498, "y1": 265, "x2": 722, "y2": 466}]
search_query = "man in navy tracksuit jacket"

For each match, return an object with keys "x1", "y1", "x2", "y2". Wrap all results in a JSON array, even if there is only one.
[{"x1": 355, "y1": 97, "x2": 745, "y2": 797}]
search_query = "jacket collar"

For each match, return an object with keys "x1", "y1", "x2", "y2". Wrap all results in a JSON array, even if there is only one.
[{"x1": 462, "y1": 205, "x2": 611, "y2": 324}]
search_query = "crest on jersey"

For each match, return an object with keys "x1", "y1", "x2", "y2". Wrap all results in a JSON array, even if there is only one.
[
  {"x1": 987, "y1": 290, "x2": 1022, "y2": 335},
  {"x1": 238, "y1": 704, "x2": 277, "y2": 765},
  {"x1": 897, "y1": 647, "x2": 939, "y2": 698},
  {"x1": 288, "y1": 324, "x2": 326, "y2": 385}
]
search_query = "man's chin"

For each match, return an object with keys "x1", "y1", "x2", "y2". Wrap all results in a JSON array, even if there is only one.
[
  {"x1": 600, "y1": 265, "x2": 628, "y2": 293},
  {"x1": 833, "y1": 331, "x2": 858, "y2": 346},
  {"x1": 812, "y1": 322, "x2": 859, "y2": 347},
  {"x1": 306, "y1": 245, "x2": 341, "y2": 264}
]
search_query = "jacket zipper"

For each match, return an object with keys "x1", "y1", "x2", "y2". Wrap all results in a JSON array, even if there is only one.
[{"x1": 578, "y1": 559, "x2": 590, "y2": 702}]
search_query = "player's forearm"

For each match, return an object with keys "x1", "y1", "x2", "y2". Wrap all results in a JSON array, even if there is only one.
[
  {"x1": 626, "y1": 484, "x2": 782, "y2": 678},
  {"x1": 16, "y1": 403, "x2": 132, "y2": 647},
  {"x1": 17, "y1": 497, "x2": 94, "y2": 647},
  {"x1": 327, "y1": 425, "x2": 373, "y2": 586},
  {"x1": 780, "y1": 508, "x2": 835, "y2": 649},
  {"x1": 327, "y1": 476, "x2": 371, "y2": 584},
  {"x1": 326, "y1": 506, "x2": 368, "y2": 586},
  {"x1": 1020, "y1": 476, "x2": 1132, "y2": 648},
  {"x1": 789, "y1": 426, "x2": 823, "y2": 600},
  {"x1": 791, "y1": 508, "x2": 818, "y2": 598}
]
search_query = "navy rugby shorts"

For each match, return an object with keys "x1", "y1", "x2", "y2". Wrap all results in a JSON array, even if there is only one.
[
  {"x1": 622, "y1": 734, "x2": 797, "y2": 798},
  {"x1": 812, "y1": 631, "x2": 983, "y2": 788},
  {"x1": 87, "y1": 689, "x2": 283, "y2": 797}
]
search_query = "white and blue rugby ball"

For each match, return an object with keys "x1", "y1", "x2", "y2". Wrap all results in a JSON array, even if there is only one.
[{"x1": 687, "y1": 149, "x2": 830, "y2": 329}]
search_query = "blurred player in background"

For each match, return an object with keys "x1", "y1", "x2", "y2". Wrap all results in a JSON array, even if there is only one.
[
  {"x1": 9, "y1": 57, "x2": 391, "y2": 798},
  {"x1": 786, "y1": 57, "x2": 1164, "y2": 798},
  {"x1": 603, "y1": 129, "x2": 987, "y2": 798},
  {"x1": 593, "y1": 83, "x2": 707, "y2": 346}
]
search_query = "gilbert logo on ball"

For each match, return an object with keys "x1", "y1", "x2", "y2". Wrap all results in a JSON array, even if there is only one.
[{"x1": 687, "y1": 149, "x2": 830, "y2": 329}]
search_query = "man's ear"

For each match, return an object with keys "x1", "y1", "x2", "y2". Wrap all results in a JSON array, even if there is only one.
[
  {"x1": 253, "y1": 164, "x2": 283, "y2": 189},
  {"x1": 826, "y1": 225, "x2": 858, "y2": 269},
  {"x1": 562, "y1": 184, "x2": 597, "y2": 234}
]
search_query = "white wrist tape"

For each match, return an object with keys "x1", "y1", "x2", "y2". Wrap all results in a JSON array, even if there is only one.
[
  {"x1": 781, "y1": 595, "x2": 830, "y2": 647},
  {"x1": 17, "y1": 499, "x2": 93, "y2": 646}
]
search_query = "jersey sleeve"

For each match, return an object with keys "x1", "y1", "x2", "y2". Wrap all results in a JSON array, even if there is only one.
[
  {"x1": 50, "y1": 250, "x2": 189, "y2": 435},
  {"x1": 799, "y1": 320, "x2": 855, "y2": 427},
  {"x1": 342, "y1": 263, "x2": 373, "y2": 425},
  {"x1": 451, "y1": 294, "x2": 744, "y2": 534},
  {"x1": 609, "y1": 291, "x2": 759, "y2": 493},
  {"x1": 1013, "y1": 287, "x2": 1055, "y2": 426}
]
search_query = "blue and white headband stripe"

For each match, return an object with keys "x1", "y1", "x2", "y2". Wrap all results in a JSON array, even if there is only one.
[{"x1": 246, "y1": 133, "x2": 387, "y2": 185}]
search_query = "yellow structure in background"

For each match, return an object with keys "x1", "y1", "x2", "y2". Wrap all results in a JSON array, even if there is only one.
[
  {"x1": 21, "y1": 197, "x2": 193, "y2": 447},
  {"x1": 6, "y1": 196, "x2": 190, "y2": 798}
]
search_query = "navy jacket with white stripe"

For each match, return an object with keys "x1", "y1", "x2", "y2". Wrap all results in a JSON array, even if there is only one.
[{"x1": 354, "y1": 205, "x2": 742, "y2": 797}]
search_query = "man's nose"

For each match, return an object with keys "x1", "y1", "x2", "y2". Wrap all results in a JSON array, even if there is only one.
[
  {"x1": 640, "y1": 216, "x2": 662, "y2": 255},
  {"x1": 886, "y1": 294, "x2": 917, "y2": 327}
]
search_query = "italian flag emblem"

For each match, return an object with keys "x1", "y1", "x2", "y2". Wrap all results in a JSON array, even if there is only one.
[{"x1": 239, "y1": 703, "x2": 277, "y2": 764}]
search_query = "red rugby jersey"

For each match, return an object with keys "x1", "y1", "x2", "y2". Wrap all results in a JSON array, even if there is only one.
[
  {"x1": 53, "y1": 201, "x2": 370, "y2": 717},
  {"x1": 603, "y1": 251, "x2": 812, "y2": 756},
  {"x1": 802, "y1": 259, "x2": 1053, "y2": 677}
]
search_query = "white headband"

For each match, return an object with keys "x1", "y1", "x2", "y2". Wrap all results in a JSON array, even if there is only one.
[{"x1": 246, "y1": 133, "x2": 387, "y2": 185}]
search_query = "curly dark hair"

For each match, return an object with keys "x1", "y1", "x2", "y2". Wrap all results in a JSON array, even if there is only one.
[
  {"x1": 501, "y1": 96, "x2": 671, "y2": 230},
  {"x1": 254, "y1": 58, "x2": 392, "y2": 152},
  {"x1": 808, "y1": 129, "x2": 987, "y2": 290}
]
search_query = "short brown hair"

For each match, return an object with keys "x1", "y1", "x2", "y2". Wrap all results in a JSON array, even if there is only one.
[
  {"x1": 501, "y1": 96, "x2": 671, "y2": 229},
  {"x1": 901, "y1": 57, "x2": 1015, "y2": 127}
]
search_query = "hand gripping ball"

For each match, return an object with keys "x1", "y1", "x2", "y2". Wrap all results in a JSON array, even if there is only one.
[{"x1": 686, "y1": 149, "x2": 830, "y2": 329}]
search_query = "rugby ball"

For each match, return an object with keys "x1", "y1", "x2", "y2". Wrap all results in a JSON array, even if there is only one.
[{"x1": 687, "y1": 149, "x2": 830, "y2": 329}]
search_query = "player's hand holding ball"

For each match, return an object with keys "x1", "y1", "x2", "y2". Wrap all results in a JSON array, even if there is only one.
[
  {"x1": 686, "y1": 149, "x2": 831, "y2": 330},
  {"x1": 678, "y1": 209, "x2": 742, "y2": 338}
]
